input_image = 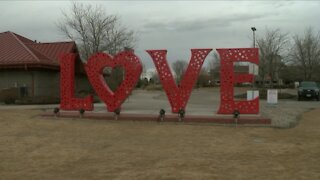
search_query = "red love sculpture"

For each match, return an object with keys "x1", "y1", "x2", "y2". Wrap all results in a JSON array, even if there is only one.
[
  {"x1": 217, "y1": 48, "x2": 259, "y2": 114},
  {"x1": 85, "y1": 51, "x2": 142, "y2": 112},
  {"x1": 59, "y1": 53, "x2": 93, "y2": 111},
  {"x1": 147, "y1": 49, "x2": 212, "y2": 113}
]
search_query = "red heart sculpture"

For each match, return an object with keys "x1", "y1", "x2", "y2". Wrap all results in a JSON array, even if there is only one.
[{"x1": 85, "y1": 51, "x2": 142, "y2": 112}]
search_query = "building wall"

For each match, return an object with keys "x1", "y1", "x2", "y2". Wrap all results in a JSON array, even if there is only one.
[
  {"x1": 34, "y1": 71, "x2": 93, "y2": 97},
  {"x1": 33, "y1": 71, "x2": 60, "y2": 97},
  {"x1": 0, "y1": 70, "x2": 59, "y2": 97},
  {"x1": 75, "y1": 74, "x2": 93, "y2": 95},
  {"x1": 0, "y1": 70, "x2": 93, "y2": 99},
  {"x1": 0, "y1": 70, "x2": 33, "y2": 91}
]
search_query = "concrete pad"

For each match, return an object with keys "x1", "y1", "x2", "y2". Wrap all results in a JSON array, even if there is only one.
[{"x1": 41, "y1": 111, "x2": 271, "y2": 125}]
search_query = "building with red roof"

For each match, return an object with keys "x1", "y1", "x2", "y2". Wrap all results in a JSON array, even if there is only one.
[{"x1": 0, "y1": 31, "x2": 90, "y2": 103}]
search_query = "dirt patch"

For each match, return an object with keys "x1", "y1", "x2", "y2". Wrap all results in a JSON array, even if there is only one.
[{"x1": 0, "y1": 109, "x2": 320, "y2": 179}]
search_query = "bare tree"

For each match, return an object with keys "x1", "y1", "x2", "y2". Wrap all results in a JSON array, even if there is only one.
[
  {"x1": 57, "y1": 2, "x2": 136, "y2": 60},
  {"x1": 172, "y1": 60, "x2": 188, "y2": 83},
  {"x1": 208, "y1": 51, "x2": 220, "y2": 69},
  {"x1": 149, "y1": 72, "x2": 160, "y2": 85},
  {"x1": 256, "y1": 28, "x2": 289, "y2": 87},
  {"x1": 208, "y1": 51, "x2": 220, "y2": 84},
  {"x1": 197, "y1": 68, "x2": 210, "y2": 87},
  {"x1": 290, "y1": 28, "x2": 320, "y2": 81}
]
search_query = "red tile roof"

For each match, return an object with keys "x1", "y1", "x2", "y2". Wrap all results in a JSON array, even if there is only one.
[{"x1": 0, "y1": 31, "x2": 77, "y2": 70}]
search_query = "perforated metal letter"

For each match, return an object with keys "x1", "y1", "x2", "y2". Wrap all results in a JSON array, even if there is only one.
[
  {"x1": 217, "y1": 48, "x2": 259, "y2": 114},
  {"x1": 59, "y1": 53, "x2": 93, "y2": 111},
  {"x1": 85, "y1": 51, "x2": 142, "y2": 112},
  {"x1": 147, "y1": 49, "x2": 212, "y2": 113}
]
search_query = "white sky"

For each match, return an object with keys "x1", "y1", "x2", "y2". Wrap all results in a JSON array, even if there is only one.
[{"x1": 1, "y1": 1, "x2": 320, "y2": 69}]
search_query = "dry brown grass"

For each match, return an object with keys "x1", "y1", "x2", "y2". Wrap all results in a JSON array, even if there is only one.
[{"x1": 0, "y1": 109, "x2": 320, "y2": 179}]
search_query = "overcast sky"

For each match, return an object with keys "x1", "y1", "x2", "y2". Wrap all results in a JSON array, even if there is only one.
[{"x1": 1, "y1": 1, "x2": 320, "y2": 70}]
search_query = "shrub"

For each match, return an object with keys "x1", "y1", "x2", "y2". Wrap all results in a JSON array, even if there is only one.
[
  {"x1": 4, "y1": 97, "x2": 15, "y2": 104},
  {"x1": 144, "y1": 84, "x2": 163, "y2": 91}
]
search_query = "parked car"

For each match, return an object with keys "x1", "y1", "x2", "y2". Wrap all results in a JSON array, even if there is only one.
[{"x1": 298, "y1": 81, "x2": 320, "y2": 101}]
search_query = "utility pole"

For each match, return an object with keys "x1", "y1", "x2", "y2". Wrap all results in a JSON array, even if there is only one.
[
  {"x1": 251, "y1": 27, "x2": 256, "y2": 48},
  {"x1": 251, "y1": 27, "x2": 257, "y2": 100}
]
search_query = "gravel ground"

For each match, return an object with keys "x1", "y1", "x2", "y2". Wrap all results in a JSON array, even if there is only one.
[{"x1": 260, "y1": 99, "x2": 320, "y2": 128}]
